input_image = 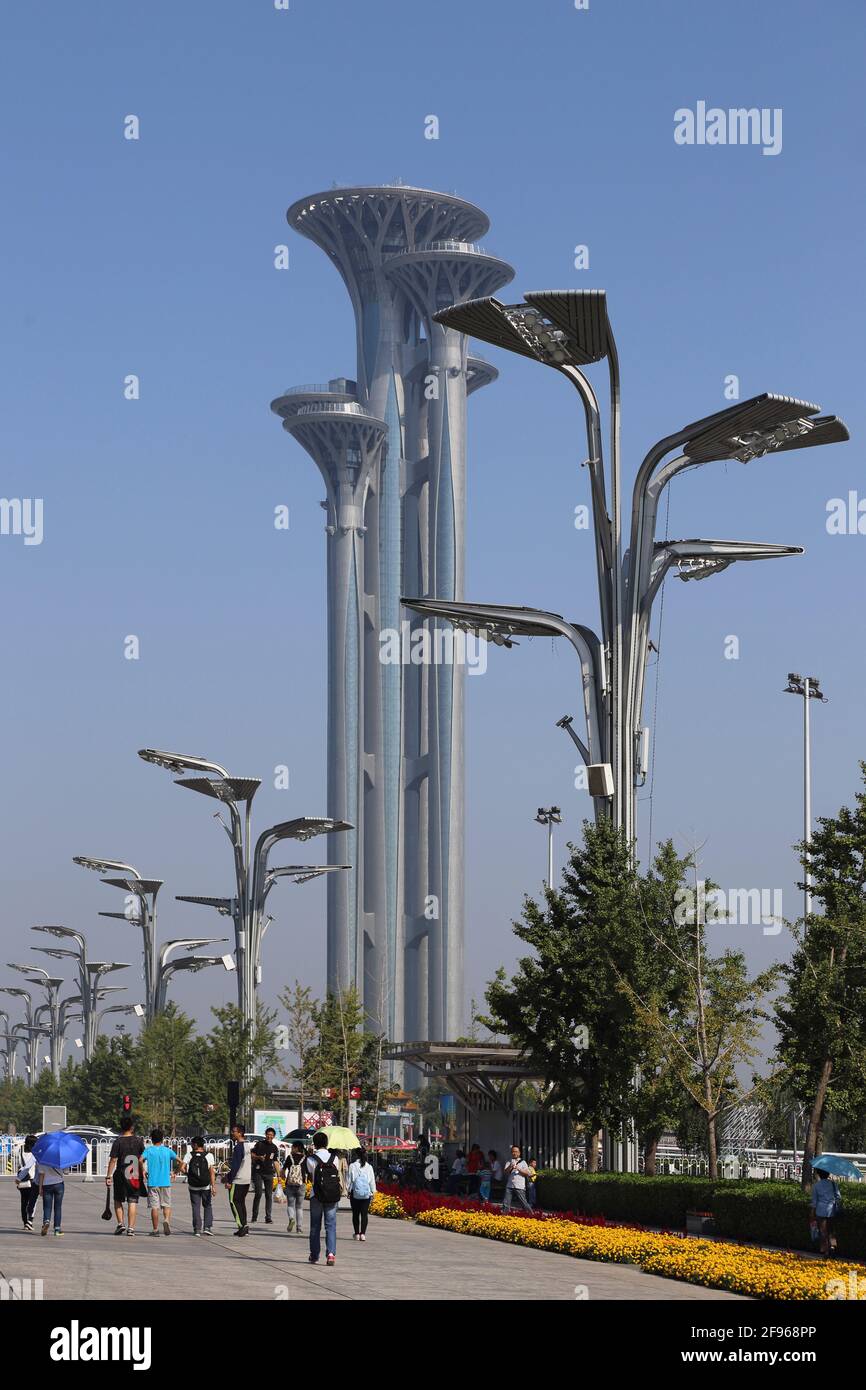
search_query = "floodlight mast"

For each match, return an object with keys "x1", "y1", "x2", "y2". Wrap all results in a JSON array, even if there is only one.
[
  {"x1": 139, "y1": 749, "x2": 352, "y2": 1079},
  {"x1": 427, "y1": 292, "x2": 849, "y2": 857},
  {"x1": 784, "y1": 673, "x2": 827, "y2": 921}
]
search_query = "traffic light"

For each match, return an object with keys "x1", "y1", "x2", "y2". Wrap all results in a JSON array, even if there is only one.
[
  {"x1": 349, "y1": 1084, "x2": 362, "y2": 1101},
  {"x1": 121, "y1": 1093, "x2": 132, "y2": 1115}
]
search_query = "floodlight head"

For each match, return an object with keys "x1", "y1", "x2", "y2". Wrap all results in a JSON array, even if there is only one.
[
  {"x1": 73, "y1": 856, "x2": 139, "y2": 877},
  {"x1": 175, "y1": 895, "x2": 235, "y2": 915},
  {"x1": 7, "y1": 963, "x2": 47, "y2": 977},
  {"x1": 266, "y1": 817, "x2": 354, "y2": 843},
  {"x1": 676, "y1": 394, "x2": 843, "y2": 465},
  {"x1": 402, "y1": 597, "x2": 579, "y2": 649},
  {"x1": 32, "y1": 925, "x2": 78, "y2": 940},
  {"x1": 432, "y1": 290, "x2": 611, "y2": 371},
  {"x1": 173, "y1": 776, "x2": 261, "y2": 803},
  {"x1": 0, "y1": 987, "x2": 29, "y2": 998},
  {"x1": 138, "y1": 748, "x2": 231, "y2": 779}
]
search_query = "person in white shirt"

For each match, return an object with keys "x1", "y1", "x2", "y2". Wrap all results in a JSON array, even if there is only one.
[
  {"x1": 502, "y1": 1145, "x2": 533, "y2": 1214},
  {"x1": 347, "y1": 1148, "x2": 377, "y2": 1240},
  {"x1": 16, "y1": 1135, "x2": 39, "y2": 1230}
]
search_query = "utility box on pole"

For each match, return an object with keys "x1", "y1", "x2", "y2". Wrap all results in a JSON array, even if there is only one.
[{"x1": 42, "y1": 1106, "x2": 66, "y2": 1132}]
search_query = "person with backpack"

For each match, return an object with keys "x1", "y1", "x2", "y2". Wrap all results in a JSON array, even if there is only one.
[
  {"x1": 347, "y1": 1147, "x2": 377, "y2": 1240},
  {"x1": 282, "y1": 1142, "x2": 307, "y2": 1235},
  {"x1": 182, "y1": 1137, "x2": 216, "y2": 1236},
  {"x1": 16, "y1": 1134, "x2": 39, "y2": 1230},
  {"x1": 307, "y1": 1131, "x2": 341, "y2": 1266}
]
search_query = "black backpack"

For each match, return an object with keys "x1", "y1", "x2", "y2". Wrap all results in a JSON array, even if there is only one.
[
  {"x1": 187, "y1": 1152, "x2": 211, "y2": 1188},
  {"x1": 312, "y1": 1154, "x2": 342, "y2": 1204}
]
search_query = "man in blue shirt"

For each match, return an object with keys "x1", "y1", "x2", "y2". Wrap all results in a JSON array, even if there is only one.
[{"x1": 142, "y1": 1129, "x2": 180, "y2": 1237}]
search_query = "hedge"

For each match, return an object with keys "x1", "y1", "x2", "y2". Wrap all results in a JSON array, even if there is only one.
[
  {"x1": 536, "y1": 1172, "x2": 715, "y2": 1228},
  {"x1": 536, "y1": 1171, "x2": 866, "y2": 1260}
]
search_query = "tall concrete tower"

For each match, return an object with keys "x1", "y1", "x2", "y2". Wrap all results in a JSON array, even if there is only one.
[{"x1": 272, "y1": 186, "x2": 513, "y2": 1047}]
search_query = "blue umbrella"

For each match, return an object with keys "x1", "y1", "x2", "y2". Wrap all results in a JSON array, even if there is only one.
[
  {"x1": 811, "y1": 1154, "x2": 864, "y2": 1181},
  {"x1": 31, "y1": 1131, "x2": 89, "y2": 1168}
]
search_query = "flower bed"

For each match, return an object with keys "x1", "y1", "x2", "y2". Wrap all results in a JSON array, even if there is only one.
[
  {"x1": 373, "y1": 1182, "x2": 674, "y2": 1232},
  {"x1": 414, "y1": 1208, "x2": 866, "y2": 1300}
]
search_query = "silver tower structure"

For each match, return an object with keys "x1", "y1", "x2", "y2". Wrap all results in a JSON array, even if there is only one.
[{"x1": 272, "y1": 186, "x2": 512, "y2": 1046}]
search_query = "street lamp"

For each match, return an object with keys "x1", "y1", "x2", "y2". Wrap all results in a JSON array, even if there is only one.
[
  {"x1": 414, "y1": 291, "x2": 849, "y2": 854},
  {"x1": 784, "y1": 673, "x2": 827, "y2": 920},
  {"x1": 7, "y1": 966, "x2": 66, "y2": 1081},
  {"x1": 139, "y1": 748, "x2": 353, "y2": 1061},
  {"x1": 535, "y1": 807, "x2": 562, "y2": 888},
  {"x1": 74, "y1": 853, "x2": 228, "y2": 1023}
]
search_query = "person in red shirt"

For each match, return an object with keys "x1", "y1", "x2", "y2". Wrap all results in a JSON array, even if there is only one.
[{"x1": 466, "y1": 1143, "x2": 484, "y2": 1195}]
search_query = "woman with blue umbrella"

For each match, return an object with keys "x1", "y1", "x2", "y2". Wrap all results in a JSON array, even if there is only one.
[
  {"x1": 31, "y1": 1130, "x2": 88, "y2": 1238},
  {"x1": 809, "y1": 1155, "x2": 860, "y2": 1256}
]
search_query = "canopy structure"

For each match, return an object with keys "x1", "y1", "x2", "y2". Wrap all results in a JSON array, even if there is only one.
[{"x1": 382, "y1": 1040, "x2": 546, "y2": 1115}]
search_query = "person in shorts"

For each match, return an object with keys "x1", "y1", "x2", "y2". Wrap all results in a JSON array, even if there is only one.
[
  {"x1": 106, "y1": 1116, "x2": 145, "y2": 1236},
  {"x1": 142, "y1": 1128, "x2": 179, "y2": 1236}
]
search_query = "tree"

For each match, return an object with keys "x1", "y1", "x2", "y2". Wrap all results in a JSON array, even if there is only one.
[
  {"x1": 774, "y1": 764, "x2": 866, "y2": 1185},
  {"x1": 67, "y1": 1034, "x2": 137, "y2": 1128},
  {"x1": 622, "y1": 870, "x2": 781, "y2": 1179},
  {"x1": 201, "y1": 1003, "x2": 278, "y2": 1129},
  {"x1": 483, "y1": 817, "x2": 647, "y2": 1169},
  {"x1": 277, "y1": 980, "x2": 319, "y2": 1118},
  {"x1": 129, "y1": 1006, "x2": 203, "y2": 1134},
  {"x1": 306, "y1": 987, "x2": 380, "y2": 1126}
]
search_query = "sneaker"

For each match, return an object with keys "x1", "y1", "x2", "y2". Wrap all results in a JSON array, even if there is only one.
[
  {"x1": 193, "y1": 1231, "x2": 202, "y2": 1238},
  {"x1": 326, "y1": 1254, "x2": 336, "y2": 1266},
  {"x1": 114, "y1": 1224, "x2": 125, "y2": 1235},
  {"x1": 163, "y1": 1221, "x2": 171, "y2": 1235},
  {"x1": 308, "y1": 1256, "x2": 318, "y2": 1264},
  {"x1": 41, "y1": 1223, "x2": 49, "y2": 1237},
  {"x1": 149, "y1": 1230, "x2": 160, "y2": 1237},
  {"x1": 360, "y1": 1234, "x2": 366, "y2": 1241},
  {"x1": 265, "y1": 1218, "x2": 273, "y2": 1225},
  {"x1": 54, "y1": 1230, "x2": 63, "y2": 1237},
  {"x1": 286, "y1": 1218, "x2": 295, "y2": 1233},
  {"x1": 127, "y1": 1229, "x2": 135, "y2": 1237},
  {"x1": 203, "y1": 1229, "x2": 214, "y2": 1236},
  {"x1": 238, "y1": 1226, "x2": 250, "y2": 1238},
  {"x1": 26, "y1": 1220, "x2": 34, "y2": 1231}
]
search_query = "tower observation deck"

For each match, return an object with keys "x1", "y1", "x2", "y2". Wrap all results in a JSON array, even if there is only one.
[{"x1": 273, "y1": 186, "x2": 513, "y2": 1055}]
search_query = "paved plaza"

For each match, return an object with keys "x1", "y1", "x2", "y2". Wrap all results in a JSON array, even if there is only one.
[{"x1": 0, "y1": 1178, "x2": 744, "y2": 1301}]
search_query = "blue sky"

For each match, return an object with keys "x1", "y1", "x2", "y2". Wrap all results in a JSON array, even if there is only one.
[{"x1": 1, "y1": 0, "x2": 863, "y2": 1038}]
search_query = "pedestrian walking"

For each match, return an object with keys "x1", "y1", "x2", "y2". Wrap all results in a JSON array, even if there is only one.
[
  {"x1": 106, "y1": 1116, "x2": 145, "y2": 1237},
  {"x1": 16, "y1": 1135, "x2": 39, "y2": 1230},
  {"x1": 37, "y1": 1156, "x2": 68, "y2": 1237},
  {"x1": 811, "y1": 1169, "x2": 843, "y2": 1256},
  {"x1": 224, "y1": 1123, "x2": 252, "y2": 1237},
  {"x1": 347, "y1": 1147, "x2": 377, "y2": 1240},
  {"x1": 502, "y1": 1145, "x2": 534, "y2": 1215},
  {"x1": 282, "y1": 1142, "x2": 307, "y2": 1235},
  {"x1": 182, "y1": 1136, "x2": 217, "y2": 1236},
  {"x1": 307, "y1": 1131, "x2": 341, "y2": 1266},
  {"x1": 142, "y1": 1129, "x2": 180, "y2": 1236},
  {"x1": 251, "y1": 1127, "x2": 279, "y2": 1225}
]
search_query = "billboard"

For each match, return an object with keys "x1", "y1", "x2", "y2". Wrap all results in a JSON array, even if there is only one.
[{"x1": 253, "y1": 1109, "x2": 299, "y2": 1140}]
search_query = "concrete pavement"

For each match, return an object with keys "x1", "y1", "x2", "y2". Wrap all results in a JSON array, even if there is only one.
[{"x1": 0, "y1": 1177, "x2": 744, "y2": 1301}]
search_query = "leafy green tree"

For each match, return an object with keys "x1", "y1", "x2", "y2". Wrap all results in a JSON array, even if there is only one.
[
  {"x1": 276, "y1": 980, "x2": 319, "y2": 1118},
  {"x1": 305, "y1": 987, "x2": 382, "y2": 1127},
  {"x1": 483, "y1": 817, "x2": 646, "y2": 1170},
  {"x1": 67, "y1": 1034, "x2": 137, "y2": 1128},
  {"x1": 200, "y1": 1003, "x2": 278, "y2": 1129},
  {"x1": 129, "y1": 1006, "x2": 204, "y2": 1135},
  {"x1": 774, "y1": 764, "x2": 866, "y2": 1185}
]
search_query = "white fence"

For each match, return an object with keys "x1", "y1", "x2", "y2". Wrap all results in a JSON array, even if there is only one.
[{"x1": 2, "y1": 1135, "x2": 301, "y2": 1182}]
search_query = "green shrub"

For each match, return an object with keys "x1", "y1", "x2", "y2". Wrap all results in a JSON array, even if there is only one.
[
  {"x1": 536, "y1": 1172, "x2": 715, "y2": 1228},
  {"x1": 536, "y1": 1171, "x2": 866, "y2": 1259}
]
